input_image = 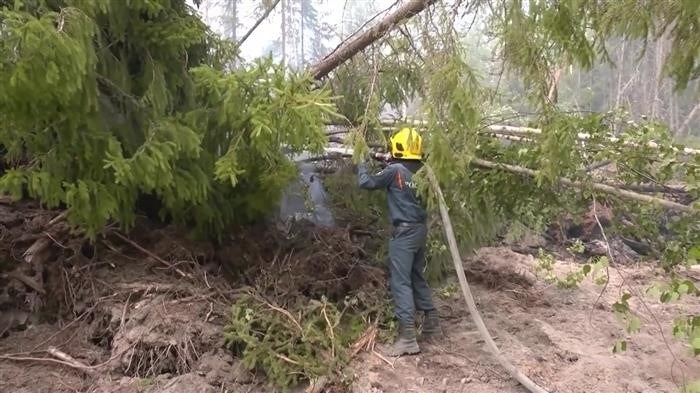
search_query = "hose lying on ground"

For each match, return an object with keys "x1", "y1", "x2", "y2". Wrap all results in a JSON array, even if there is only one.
[{"x1": 424, "y1": 165, "x2": 550, "y2": 393}]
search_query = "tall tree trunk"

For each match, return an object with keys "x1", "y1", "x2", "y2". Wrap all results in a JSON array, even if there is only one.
[
  {"x1": 615, "y1": 39, "x2": 626, "y2": 108},
  {"x1": 281, "y1": 0, "x2": 287, "y2": 64},
  {"x1": 546, "y1": 65, "x2": 562, "y2": 104},
  {"x1": 679, "y1": 103, "x2": 700, "y2": 137},
  {"x1": 226, "y1": 0, "x2": 238, "y2": 41},
  {"x1": 300, "y1": 0, "x2": 305, "y2": 67},
  {"x1": 651, "y1": 36, "x2": 665, "y2": 119}
]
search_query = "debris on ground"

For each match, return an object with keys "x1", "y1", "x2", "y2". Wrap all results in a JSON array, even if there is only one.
[{"x1": 0, "y1": 202, "x2": 698, "y2": 393}]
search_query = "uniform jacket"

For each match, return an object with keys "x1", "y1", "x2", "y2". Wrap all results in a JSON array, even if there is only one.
[{"x1": 357, "y1": 160, "x2": 427, "y2": 226}]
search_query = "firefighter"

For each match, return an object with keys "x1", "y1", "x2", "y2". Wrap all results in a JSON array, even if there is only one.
[{"x1": 357, "y1": 127, "x2": 442, "y2": 356}]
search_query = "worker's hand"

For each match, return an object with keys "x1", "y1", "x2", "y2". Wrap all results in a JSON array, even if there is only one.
[{"x1": 370, "y1": 152, "x2": 391, "y2": 162}]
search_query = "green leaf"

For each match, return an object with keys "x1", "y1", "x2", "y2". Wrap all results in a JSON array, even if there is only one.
[
  {"x1": 612, "y1": 302, "x2": 628, "y2": 313},
  {"x1": 582, "y1": 264, "x2": 591, "y2": 275},
  {"x1": 613, "y1": 340, "x2": 627, "y2": 353},
  {"x1": 692, "y1": 337, "x2": 700, "y2": 357},
  {"x1": 660, "y1": 291, "x2": 674, "y2": 303},
  {"x1": 690, "y1": 246, "x2": 700, "y2": 264},
  {"x1": 627, "y1": 315, "x2": 641, "y2": 334}
]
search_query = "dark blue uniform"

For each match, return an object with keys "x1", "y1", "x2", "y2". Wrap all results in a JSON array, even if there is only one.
[{"x1": 358, "y1": 161, "x2": 436, "y2": 325}]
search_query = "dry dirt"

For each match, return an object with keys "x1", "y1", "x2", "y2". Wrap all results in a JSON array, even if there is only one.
[
  {"x1": 349, "y1": 247, "x2": 700, "y2": 393},
  {"x1": 0, "y1": 224, "x2": 698, "y2": 393}
]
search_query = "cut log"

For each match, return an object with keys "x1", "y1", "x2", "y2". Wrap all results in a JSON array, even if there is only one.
[
  {"x1": 309, "y1": 0, "x2": 437, "y2": 80},
  {"x1": 23, "y1": 211, "x2": 68, "y2": 265}
]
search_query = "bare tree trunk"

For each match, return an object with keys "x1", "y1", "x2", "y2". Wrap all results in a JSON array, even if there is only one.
[
  {"x1": 546, "y1": 65, "x2": 562, "y2": 104},
  {"x1": 679, "y1": 103, "x2": 700, "y2": 137},
  {"x1": 300, "y1": 0, "x2": 305, "y2": 66},
  {"x1": 226, "y1": 0, "x2": 238, "y2": 41},
  {"x1": 309, "y1": 0, "x2": 437, "y2": 80},
  {"x1": 650, "y1": 36, "x2": 665, "y2": 119},
  {"x1": 669, "y1": 93, "x2": 676, "y2": 133},
  {"x1": 236, "y1": 0, "x2": 282, "y2": 49},
  {"x1": 672, "y1": 92, "x2": 680, "y2": 133},
  {"x1": 615, "y1": 39, "x2": 626, "y2": 108},
  {"x1": 282, "y1": 0, "x2": 287, "y2": 64}
]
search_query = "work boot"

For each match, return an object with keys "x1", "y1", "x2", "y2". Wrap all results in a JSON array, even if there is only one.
[
  {"x1": 419, "y1": 309, "x2": 443, "y2": 341},
  {"x1": 385, "y1": 322, "x2": 420, "y2": 357}
]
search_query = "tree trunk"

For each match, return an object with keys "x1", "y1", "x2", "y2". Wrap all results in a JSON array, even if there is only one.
[
  {"x1": 226, "y1": 0, "x2": 238, "y2": 41},
  {"x1": 651, "y1": 36, "x2": 665, "y2": 119},
  {"x1": 615, "y1": 39, "x2": 626, "y2": 108},
  {"x1": 470, "y1": 158, "x2": 696, "y2": 213},
  {"x1": 282, "y1": 0, "x2": 287, "y2": 64},
  {"x1": 546, "y1": 65, "x2": 562, "y2": 104},
  {"x1": 236, "y1": 0, "x2": 282, "y2": 50},
  {"x1": 309, "y1": 0, "x2": 437, "y2": 80},
  {"x1": 679, "y1": 103, "x2": 700, "y2": 137},
  {"x1": 300, "y1": 0, "x2": 305, "y2": 66}
]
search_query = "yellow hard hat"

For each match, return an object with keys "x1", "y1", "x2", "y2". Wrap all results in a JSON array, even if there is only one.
[{"x1": 389, "y1": 127, "x2": 422, "y2": 160}]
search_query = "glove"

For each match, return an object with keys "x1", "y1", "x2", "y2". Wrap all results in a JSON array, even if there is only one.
[{"x1": 370, "y1": 152, "x2": 391, "y2": 162}]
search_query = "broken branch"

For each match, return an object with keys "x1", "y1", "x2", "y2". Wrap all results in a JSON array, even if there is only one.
[{"x1": 47, "y1": 346, "x2": 96, "y2": 376}]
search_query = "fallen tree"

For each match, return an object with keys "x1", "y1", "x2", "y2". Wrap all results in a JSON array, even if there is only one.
[
  {"x1": 469, "y1": 158, "x2": 697, "y2": 213},
  {"x1": 310, "y1": 0, "x2": 438, "y2": 80},
  {"x1": 317, "y1": 147, "x2": 697, "y2": 213},
  {"x1": 327, "y1": 119, "x2": 700, "y2": 156}
]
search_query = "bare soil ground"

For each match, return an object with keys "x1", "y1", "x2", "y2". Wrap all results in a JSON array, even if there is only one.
[
  {"x1": 0, "y1": 214, "x2": 698, "y2": 393},
  {"x1": 349, "y1": 247, "x2": 700, "y2": 393}
]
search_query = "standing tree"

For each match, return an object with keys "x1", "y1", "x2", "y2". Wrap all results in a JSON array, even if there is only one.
[{"x1": 222, "y1": 0, "x2": 239, "y2": 40}]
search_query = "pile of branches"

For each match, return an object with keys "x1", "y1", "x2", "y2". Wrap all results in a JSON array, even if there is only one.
[{"x1": 219, "y1": 219, "x2": 391, "y2": 391}]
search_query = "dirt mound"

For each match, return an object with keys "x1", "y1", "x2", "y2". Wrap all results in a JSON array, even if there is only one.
[
  {"x1": 0, "y1": 209, "x2": 388, "y2": 393},
  {"x1": 465, "y1": 247, "x2": 538, "y2": 289}
]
